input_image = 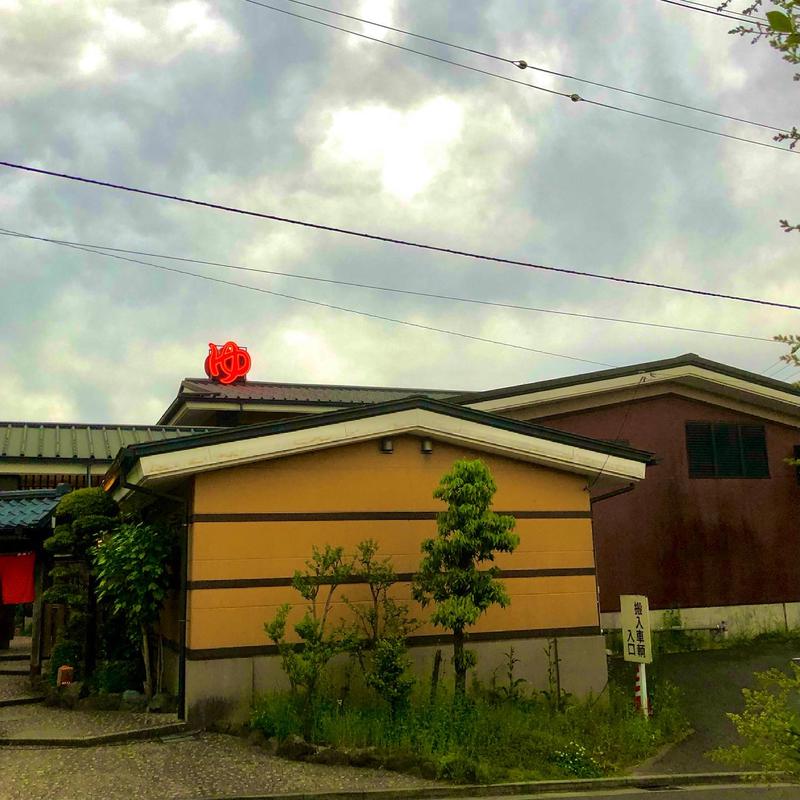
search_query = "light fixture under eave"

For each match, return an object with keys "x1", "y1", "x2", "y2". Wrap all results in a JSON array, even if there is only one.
[
  {"x1": 420, "y1": 439, "x2": 433, "y2": 454},
  {"x1": 379, "y1": 438, "x2": 393, "y2": 454}
]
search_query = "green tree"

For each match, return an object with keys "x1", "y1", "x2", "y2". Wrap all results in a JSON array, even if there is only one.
[
  {"x1": 413, "y1": 459, "x2": 518, "y2": 697},
  {"x1": 343, "y1": 539, "x2": 416, "y2": 717},
  {"x1": 265, "y1": 544, "x2": 356, "y2": 737},
  {"x1": 92, "y1": 521, "x2": 174, "y2": 699},
  {"x1": 43, "y1": 487, "x2": 118, "y2": 681},
  {"x1": 724, "y1": 1, "x2": 799, "y2": 230}
]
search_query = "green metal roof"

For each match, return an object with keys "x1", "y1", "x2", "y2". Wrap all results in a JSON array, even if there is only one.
[
  {"x1": 0, "y1": 422, "x2": 216, "y2": 463},
  {"x1": 0, "y1": 487, "x2": 69, "y2": 530}
]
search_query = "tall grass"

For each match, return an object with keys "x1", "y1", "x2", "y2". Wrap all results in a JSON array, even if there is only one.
[{"x1": 251, "y1": 677, "x2": 688, "y2": 782}]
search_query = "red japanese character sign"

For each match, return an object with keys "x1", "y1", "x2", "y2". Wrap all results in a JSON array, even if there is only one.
[{"x1": 204, "y1": 341, "x2": 251, "y2": 385}]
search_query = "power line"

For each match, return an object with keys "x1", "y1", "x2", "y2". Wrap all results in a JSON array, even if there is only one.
[
  {"x1": 589, "y1": 374, "x2": 648, "y2": 489},
  {"x1": 276, "y1": 0, "x2": 784, "y2": 133},
  {"x1": 674, "y1": 0, "x2": 766, "y2": 22},
  {"x1": 244, "y1": 0, "x2": 570, "y2": 99},
  {"x1": 239, "y1": 0, "x2": 796, "y2": 154},
  {"x1": 770, "y1": 362, "x2": 793, "y2": 377},
  {"x1": 3, "y1": 158, "x2": 799, "y2": 311},
  {"x1": 657, "y1": 0, "x2": 768, "y2": 23},
  {"x1": 0, "y1": 227, "x2": 614, "y2": 367},
  {"x1": 0, "y1": 228, "x2": 777, "y2": 344}
]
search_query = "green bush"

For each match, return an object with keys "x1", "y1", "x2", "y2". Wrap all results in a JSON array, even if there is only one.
[
  {"x1": 710, "y1": 663, "x2": 800, "y2": 777},
  {"x1": 48, "y1": 638, "x2": 82, "y2": 685},
  {"x1": 92, "y1": 660, "x2": 141, "y2": 694},
  {"x1": 55, "y1": 488, "x2": 118, "y2": 522},
  {"x1": 251, "y1": 674, "x2": 689, "y2": 782}
]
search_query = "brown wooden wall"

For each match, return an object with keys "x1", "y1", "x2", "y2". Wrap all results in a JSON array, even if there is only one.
[{"x1": 532, "y1": 393, "x2": 800, "y2": 612}]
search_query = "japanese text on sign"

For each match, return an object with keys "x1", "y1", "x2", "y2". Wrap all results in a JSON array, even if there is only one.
[{"x1": 620, "y1": 594, "x2": 652, "y2": 664}]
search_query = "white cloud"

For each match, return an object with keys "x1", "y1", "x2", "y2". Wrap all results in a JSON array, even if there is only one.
[
  {"x1": 78, "y1": 42, "x2": 108, "y2": 75},
  {"x1": 1, "y1": 0, "x2": 797, "y2": 424},
  {"x1": 0, "y1": 374, "x2": 77, "y2": 422},
  {"x1": 0, "y1": 0, "x2": 239, "y2": 99},
  {"x1": 344, "y1": 0, "x2": 396, "y2": 46},
  {"x1": 316, "y1": 96, "x2": 464, "y2": 201},
  {"x1": 165, "y1": 1, "x2": 238, "y2": 51}
]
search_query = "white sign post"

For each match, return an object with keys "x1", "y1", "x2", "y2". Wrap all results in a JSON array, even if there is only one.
[{"x1": 620, "y1": 594, "x2": 653, "y2": 718}]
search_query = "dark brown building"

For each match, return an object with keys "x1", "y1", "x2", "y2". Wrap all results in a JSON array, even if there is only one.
[{"x1": 460, "y1": 354, "x2": 800, "y2": 633}]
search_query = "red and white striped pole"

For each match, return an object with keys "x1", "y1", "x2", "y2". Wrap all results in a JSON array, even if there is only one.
[{"x1": 635, "y1": 662, "x2": 649, "y2": 719}]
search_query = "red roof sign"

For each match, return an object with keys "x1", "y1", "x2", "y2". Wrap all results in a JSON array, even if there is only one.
[{"x1": 204, "y1": 341, "x2": 251, "y2": 385}]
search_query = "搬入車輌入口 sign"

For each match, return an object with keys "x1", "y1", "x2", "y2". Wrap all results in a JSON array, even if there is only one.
[{"x1": 620, "y1": 594, "x2": 652, "y2": 664}]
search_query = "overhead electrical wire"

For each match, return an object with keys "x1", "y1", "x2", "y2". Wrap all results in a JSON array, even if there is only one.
[
  {"x1": 2, "y1": 158, "x2": 799, "y2": 311},
  {"x1": 274, "y1": 0, "x2": 784, "y2": 133},
  {"x1": 669, "y1": 0, "x2": 767, "y2": 22},
  {"x1": 0, "y1": 227, "x2": 777, "y2": 345},
  {"x1": 0, "y1": 228, "x2": 614, "y2": 368},
  {"x1": 588, "y1": 374, "x2": 648, "y2": 490},
  {"x1": 761, "y1": 359, "x2": 784, "y2": 374},
  {"x1": 656, "y1": 0, "x2": 768, "y2": 23},
  {"x1": 239, "y1": 0, "x2": 795, "y2": 153}
]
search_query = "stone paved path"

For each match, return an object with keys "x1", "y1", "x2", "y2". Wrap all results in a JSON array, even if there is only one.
[
  {"x1": 0, "y1": 675, "x2": 37, "y2": 702},
  {"x1": 0, "y1": 732, "x2": 437, "y2": 800},
  {"x1": 0, "y1": 704, "x2": 179, "y2": 739}
]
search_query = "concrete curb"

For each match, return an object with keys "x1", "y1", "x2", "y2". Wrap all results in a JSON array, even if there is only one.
[
  {"x1": 0, "y1": 695, "x2": 44, "y2": 708},
  {"x1": 0, "y1": 721, "x2": 191, "y2": 747},
  {"x1": 192, "y1": 771, "x2": 788, "y2": 800}
]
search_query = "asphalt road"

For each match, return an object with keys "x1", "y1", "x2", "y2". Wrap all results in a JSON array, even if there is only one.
[{"x1": 447, "y1": 786, "x2": 800, "y2": 800}]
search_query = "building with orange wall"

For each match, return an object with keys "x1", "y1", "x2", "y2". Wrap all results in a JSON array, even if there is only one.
[{"x1": 106, "y1": 396, "x2": 650, "y2": 724}]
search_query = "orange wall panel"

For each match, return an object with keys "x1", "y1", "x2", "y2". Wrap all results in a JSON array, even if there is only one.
[
  {"x1": 189, "y1": 518, "x2": 595, "y2": 581},
  {"x1": 186, "y1": 576, "x2": 599, "y2": 650},
  {"x1": 187, "y1": 435, "x2": 599, "y2": 651},
  {"x1": 193, "y1": 437, "x2": 590, "y2": 515}
]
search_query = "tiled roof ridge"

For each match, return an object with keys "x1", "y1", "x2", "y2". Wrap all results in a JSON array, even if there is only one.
[
  {"x1": 0, "y1": 487, "x2": 69, "y2": 500},
  {"x1": 180, "y1": 377, "x2": 465, "y2": 394},
  {"x1": 0, "y1": 421, "x2": 215, "y2": 430}
]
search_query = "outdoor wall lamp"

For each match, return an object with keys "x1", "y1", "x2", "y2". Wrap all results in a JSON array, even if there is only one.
[
  {"x1": 420, "y1": 439, "x2": 433, "y2": 454},
  {"x1": 379, "y1": 438, "x2": 393, "y2": 453}
]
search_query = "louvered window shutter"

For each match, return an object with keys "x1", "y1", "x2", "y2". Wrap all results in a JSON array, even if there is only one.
[
  {"x1": 686, "y1": 422, "x2": 714, "y2": 478},
  {"x1": 713, "y1": 424, "x2": 742, "y2": 477},
  {"x1": 740, "y1": 425, "x2": 769, "y2": 478},
  {"x1": 686, "y1": 421, "x2": 769, "y2": 478}
]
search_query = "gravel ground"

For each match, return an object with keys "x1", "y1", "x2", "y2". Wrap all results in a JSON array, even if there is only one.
[
  {"x1": 0, "y1": 676, "x2": 38, "y2": 702},
  {"x1": 0, "y1": 732, "x2": 437, "y2": 800},
  {"x1": 0, "y1": 705, "x2": 180, "y2": 739}
]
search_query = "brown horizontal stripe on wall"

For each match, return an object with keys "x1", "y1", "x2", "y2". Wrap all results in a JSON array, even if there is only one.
[
  {"x1": 187, "y1": 567, "x2": 596, "y2": 590},
  {"x1": 160, "y1": 636, "x2": 181, "y2": 654},
  {"x1": 190, "y1": 510, "x2": 592, "y2": 523},
  {"x1": 185, "y1": 626, "x2": 601, "y2": 661}
]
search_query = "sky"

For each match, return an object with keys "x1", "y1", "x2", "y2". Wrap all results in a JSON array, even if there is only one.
[{"x1": 0, "y1": 0, "x2": 798, "y2": 424}]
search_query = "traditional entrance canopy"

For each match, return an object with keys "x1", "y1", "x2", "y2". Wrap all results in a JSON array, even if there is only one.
[{"x1": 0, "y1": 486, "x2": 70, "y2": 551}]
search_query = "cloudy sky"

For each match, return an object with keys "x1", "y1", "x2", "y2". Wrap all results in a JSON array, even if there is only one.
[{"x1": 1, "y1": 0, "x2": 798, "y2": 424}]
